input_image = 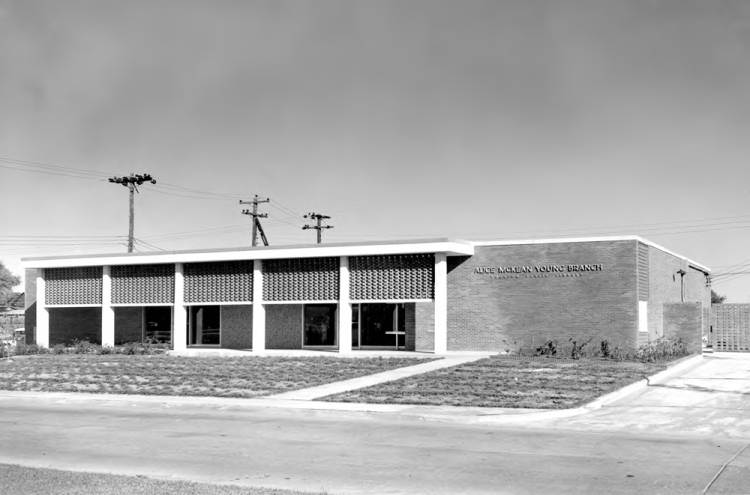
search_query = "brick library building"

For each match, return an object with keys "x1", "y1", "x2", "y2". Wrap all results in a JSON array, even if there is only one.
[{"x1": 22, "y1": 236, "x2": 711, "y2": 354}]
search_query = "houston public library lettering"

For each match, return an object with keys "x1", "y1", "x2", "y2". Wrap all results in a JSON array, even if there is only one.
[{"x1": 22, "y1": 236, "x2": 711, "y2": 354}]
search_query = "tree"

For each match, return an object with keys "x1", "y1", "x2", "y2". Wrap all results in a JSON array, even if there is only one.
[
  {"x1": 0, "y1": 262, "x2": 21, "y2": 306},
  {"x1": 711, "y1": 289, "x2": 726, "y2": 304}
]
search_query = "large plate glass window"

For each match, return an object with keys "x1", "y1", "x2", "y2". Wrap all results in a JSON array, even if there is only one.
[
  {"x1": 189, "y1": 305, "x2": 220, "y2": 346},
  {"x1": 303, "y1": 304, "x2": 337, "y2": 346},
  {"x1": 144, "y1": 306, "x2": 171, "y2": 343}
]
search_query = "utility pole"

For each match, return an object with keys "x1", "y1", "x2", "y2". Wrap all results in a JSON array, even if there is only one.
[
  {"x1": 302, "y1": 212, "x2": 333, "y2": 244},
  {"x1": 240, "y1": 194, "x2": 270, "y2": 247},
  {"x1": 108, "y1": 173, "x2": 156, "y2": 253}
]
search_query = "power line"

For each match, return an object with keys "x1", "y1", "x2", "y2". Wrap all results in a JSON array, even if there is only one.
[
  {"x1": 133, "y1": 238, "x2": 167, "y2": 252},
  {"x1": 302, "y1": 212, "x2": 333, "y2": 244}
]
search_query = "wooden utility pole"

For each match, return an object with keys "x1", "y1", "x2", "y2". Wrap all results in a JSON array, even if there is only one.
[
  {"x1": 240, "y1": 195, "x2": 270, "y2": 247},
  {"x1": 108, "y1": 173, "x2": 156, "y2": 253},
  {"x1": 302, "y1": 212, "x2": 333, "y2": 244}
]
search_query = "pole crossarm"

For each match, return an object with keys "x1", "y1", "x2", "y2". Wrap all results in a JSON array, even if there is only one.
[
  {"x1": 108, "y1": 173, "x2": 157, "y2": 253},
  {"x1": 240, "y1": 194, "x2": 270, "y2": 247},
  {"x1": 302, "y1": 212, "x2": 334, "y2": 244}
]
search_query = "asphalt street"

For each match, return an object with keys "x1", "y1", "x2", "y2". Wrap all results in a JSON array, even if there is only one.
[{"x1": 0, "y1": 353, "x2": 747, "y2": 494}]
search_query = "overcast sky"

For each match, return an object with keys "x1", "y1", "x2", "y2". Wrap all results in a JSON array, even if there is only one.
[{"x1": 1, "y1": 0, "x2": 750, "y2": 300}]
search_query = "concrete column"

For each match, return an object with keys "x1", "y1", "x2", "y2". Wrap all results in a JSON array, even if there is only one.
[
  {"x1": 172, "y1": 263, "x2": 187, "y2": 352},
  {"x1": 433, "y1": 252, "x2": 448, "y2": 354},
  {"x1": 252, "y1": 259, "x2": 266, "y2": 352},
  {"x1": 35, "y1": 271, "x2": 49, "y2": 348},
  {"x1": 101, "y1": 266, "x2": 115, "y2": 347},
  {"x1": 338, "y1": 256, "x2": 352, "y2": 354}
]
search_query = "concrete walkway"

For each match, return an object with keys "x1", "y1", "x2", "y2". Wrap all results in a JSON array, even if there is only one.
[{"x1": 267, "y1": 353, "x2": 492, "y2": 400}]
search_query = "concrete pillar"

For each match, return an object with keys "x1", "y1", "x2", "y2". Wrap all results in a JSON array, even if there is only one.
[
  {"x1": 252, "y1": 259, "x2": 266, "y2": 352},
  {"x1": 338, "y1": 256, "x2": 352, "y2": 354},
  {"x1": 172, "y1": 263, "x2": 187, "y2": 352},
  {"x1": 433, "y1": 252, "x2": 448, "y2": 354},
  {"x1": 101, "y1": 266, "x2": 115, "y2": 347},
  {"x1": 35, "y1": 271, "x2": 49, "y2": 348}
]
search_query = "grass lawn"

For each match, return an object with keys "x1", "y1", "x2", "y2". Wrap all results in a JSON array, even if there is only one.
[
  {"x1": 0, "y1": 464, "x2": 320, "y2": 495},
  {"x1": 322, "y1": 356, "x2": 669, "y2": 409},
  {"x1": 0, "y1": 354, "x2": 427, "y2": 398}
]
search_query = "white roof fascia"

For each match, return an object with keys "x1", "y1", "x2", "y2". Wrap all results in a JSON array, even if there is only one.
[
  {"x1": 472, "y1": 235, "x2": 710, "y2": 273},
  {"x1": 21, "y1": 240, "x2": 475, "y2": 269}
]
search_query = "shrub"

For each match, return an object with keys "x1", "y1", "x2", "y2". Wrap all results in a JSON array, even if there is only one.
[
  {"x1": 118, "y1": 341, "x2": 168, "y2": 355},
  {"x1": 99, "y1": 345, "x2": 115, "y2": 355},
  {"x1": 535, "y1": 340, "x2": 557, "y2": 357},
  {"x1": 569, "y1": 337, "x2": 592, "y2": 360},
  {"x1": 635, "y1": 337, "x2": 688, "y2": 363},
  {"x1": 600, "y1": 340, "x2": 611, "y2": 358},
  {"x1": 71, "y1": 339, "x2": 99, "y2": 354},
  {"x1": 52, "y1": 344, "x2": 67, "y2": 355},
  {"x1": 13, "y1": 343, "x2": 47, "y2": 356}
]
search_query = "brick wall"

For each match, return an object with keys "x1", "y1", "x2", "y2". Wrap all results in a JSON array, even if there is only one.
[
  {"x1": 647, "y1": 247, "x2": 710, "y2": 341},
  {"x1": 49, "y1": 307, "x2": 102, "y2": 345},
  {"x1": 266, "y1": 304, "x2": 302, "y2": 349},
  {"x1": 415, "y1": 301, "x2": 434, "y2": 352},
  {"x1": 114, "y1": 307, "x2": 143, "y2": 344},
  {"x1": 24, "y1": 269, "x2": 37, "y2": 345},
  {"x1": 446, "y1": 241, "x2": 638, "y2": 352},
  {"x1": 663, "y1": 303, "x2": 702, "y2": 353},
  {"x1": 221, "y1": 305, "x2": 253, "y2": 349},
  {"x1": 403, "y1": 304, "x2": 417, "y2": 351}
]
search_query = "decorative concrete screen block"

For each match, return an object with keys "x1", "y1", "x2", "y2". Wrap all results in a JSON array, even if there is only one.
[
  {"x1": 711, "y1": 303, "x2": 750, "y2": 352},
  {"x1": 637, "y1": 242, "x2": 649, "y2": 300},
  {"x1": 111, "y1": 264, "x2": 175, "y2": 304},
  {"x1": 45, "y1": 266, "x2": 102, "y2": 305},
  {"x1": 350, "y1": 254, "x2": 434, "y2": 300},
  {"x1": 263, "y1": 258, "x2": 339, "y2": 301},
  {"x1": 184, "y1": 261, "x2": 253, "y2": 303}
]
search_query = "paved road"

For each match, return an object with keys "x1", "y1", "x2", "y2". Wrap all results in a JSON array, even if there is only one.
[{"x1": 0, "y1": 353, "x2": 747, "y2": 494}]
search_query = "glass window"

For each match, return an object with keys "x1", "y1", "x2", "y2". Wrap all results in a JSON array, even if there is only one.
[
  {"x1": 304, "y1": 304, "x2": 337, "y2": 346},
  {"x1": 351, "y1": 304, "x2": 359, "y2": 348},
  {"x1": 144, "y1": 306, "x2": 171, "y2": 344},
  {"x1": 189, "y1": 305, "x2": 221, "y2": 346}
]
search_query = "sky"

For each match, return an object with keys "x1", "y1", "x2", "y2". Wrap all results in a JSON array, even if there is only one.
[{"x1": 1, "y1": 0, "x2": 750, "y2": 300}]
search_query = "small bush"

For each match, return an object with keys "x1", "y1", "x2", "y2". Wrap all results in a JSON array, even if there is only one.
[
  {"x1": 535, "y1": 340, "x2": 558, "y2": 357},
  {"x1": 72, "y1": 339, "x2": 100, "y2": 354},
  {"x1": 569, "y1": 337, "x2": 592, "y2": 360},
  {"x1": 600, "y1": 340, "x2": 611, "y2": 358},
  {"x1": 635, "y1": 337, "x2": 688, "y2": 363},
  {"x1": 118, "y1": 341, "x2": 168, "y2": 355},
  {"x1": 13, "y1": 343, "x2": 47, "y2": 356},
  {"x1": 609, "y1": 345, "x2": 631, "y2": 361},
  {"x1": 99, "y1": 345, "x2": 115, "y2": 355}
]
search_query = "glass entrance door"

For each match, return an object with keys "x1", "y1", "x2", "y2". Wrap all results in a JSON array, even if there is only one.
[{"x1": 353, "y1": 303, "x2": 405, "y2": 349}]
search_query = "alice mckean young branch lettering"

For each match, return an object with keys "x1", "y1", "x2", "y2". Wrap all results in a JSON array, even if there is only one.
[{"x1": 474, "y1": 264, "x2": 604, "y2": 275}]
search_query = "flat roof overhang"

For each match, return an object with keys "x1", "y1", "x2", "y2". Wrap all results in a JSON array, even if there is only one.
[{"x1": 21, "y1": 238, "x2": 475, "y2": 269}]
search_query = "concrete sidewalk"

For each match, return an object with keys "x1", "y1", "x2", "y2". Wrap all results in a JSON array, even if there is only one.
[{"x1": 267, "y1": 353, "x2": 492, "y2": 400}]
